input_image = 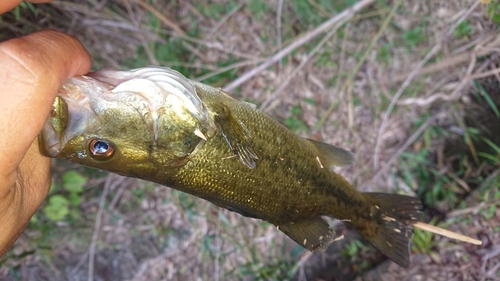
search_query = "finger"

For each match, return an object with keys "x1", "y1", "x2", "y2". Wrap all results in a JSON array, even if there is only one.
[
  {"x1": 0, "y1": 29, "x2": 90, "y2": 257},
  {"x1": 0, "y1": 139, "x2": 51, "y2": 257},
  {"x1": 0, "y1": 30, "x2": 92, "y2": 176},
  {"x1": 0, "y1": 0, "x2": 52, "y2": 14},
  {"x1": 17, "y1": 138, "x2": 52, "y2": 213}
]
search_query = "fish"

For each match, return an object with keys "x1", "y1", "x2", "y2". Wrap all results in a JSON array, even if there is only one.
[{"x1": 38, "y1": 67, "x2": 422, "y2": 267}]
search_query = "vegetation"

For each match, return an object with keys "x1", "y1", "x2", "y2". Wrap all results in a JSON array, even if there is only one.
[{"x1": 1, "y1": 0, "x2": 499, "y2": 280}]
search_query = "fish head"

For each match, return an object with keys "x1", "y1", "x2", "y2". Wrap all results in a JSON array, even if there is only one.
[{"x1": 39, "y1": 67, "x2": 215, "y2": 175}]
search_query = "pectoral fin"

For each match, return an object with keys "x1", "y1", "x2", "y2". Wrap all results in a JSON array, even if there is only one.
[
  {"x1": 278, "y1": 218, "x2": 336, "y2": 252},
  {"x1": 307, "y1": 139, "x2": 356, "y2": 167},
  {"x1": 214, "y1": 104, "x2": 258, "y2": 169}
]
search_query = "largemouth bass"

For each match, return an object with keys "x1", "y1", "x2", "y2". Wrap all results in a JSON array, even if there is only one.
[{"x1": 39, "y1": 67, "x2": 422, "y2": 267}]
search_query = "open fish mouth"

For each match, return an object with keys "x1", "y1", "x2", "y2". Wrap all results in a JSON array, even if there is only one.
[
  {"x1": 40, "y1": 77, "x2": 101, "y2": 157},
  {"x1": 39, "y1": 67, "x2": 214, "y2": 157}
]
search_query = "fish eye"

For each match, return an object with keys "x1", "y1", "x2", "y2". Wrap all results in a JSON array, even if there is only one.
[{"x1": 89, "y1": 139, "x2": 115, "y2": 159}]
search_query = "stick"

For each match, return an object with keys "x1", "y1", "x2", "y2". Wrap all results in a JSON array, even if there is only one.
[
  {"x1": 134, "y1": 0, "x2": 186, "y2": 36},
  {"x1": 223, "y1": 0, "x2": 376, "y2": 92},
  {"x1": 373, "y1": 0, "x2": 481, "y2": 168},
  {"x1": 314, "y1": 0, "x2": 401, "y2": 131},
  {"x1": 413, "y1": 221, "x2": 482, "y2": 245}
]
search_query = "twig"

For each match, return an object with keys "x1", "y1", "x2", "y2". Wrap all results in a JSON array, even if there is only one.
[
  {"x1": 259, "y1": 20, "x2": 340, "y2": 111},
  {"x1": 413, "y1": 222, "x2": 482, "y2": 245},
  {"x1": 223, "y1": 0, "x2": 376, "y2": 92},
  {"x1": 277, "y1": 0, "x2": 284, "y2": 70},
  {"x1": 133, "y1": 0, "x2": 210, "y2": 63},
  {"x1": 335, "y1": 25, "x2": 349, "y2": 115},
  {"x1": 188, "y1": 3, "x2": 244, "y2": 62},
  {"x1": 396, "y1": 45, "x2": 478, "y2": 107},
  {"x1": 87, "y1": 175, "x2": 127, "y2": 281},
  {"x1": 134, "y1": 0, "x2": 186, "y2": 36},
  {"x1": 477, "y1": 168, "x2": 500, "y2": 193},
  {"x1": 124, "y1": 0, "x2": 159, "y2": 66},
  {"x1": 192, "y1": 39, "x2": 264, "y2": 61},
  {"x1": 373, "y1": 44, "x2": 441, "y2": 167},
  {"x1": 389, "y1": 46, "x2": 485, "y2": 84},
  {"x1": 87, "y1": 175, "x2": 112, "y2": 281},
  {"x1": 214, "y1": 223, "x2": 221, "y2": 281},
  {"x1": 313, "y1": 0, "x2": 399, "y2": 131},
  {"x1": 69, "y1": 249, "x2": 89, "y2": 277},
  {"x1": 195, "y1": 59, "x2": 266, "y2": 82},
  {"x1": 389, "y1": 34, "x2": 500, "y2": 84},
  {"x1": 470, "y1": 67, "x2": 500, "y2": 80},
  {"x1": 69, "y1": 179, "x2": 112, "y2": 276},
  {"x1": 373, "y1": 1, "x2": 481, "y2": 168},
  {"x1": 398, "y1": 45, "x2": 500, "y2": 106},
  {"x1": 447, "y1": 202, "x2": 488, "y2": 217},
  {"x1": 362, "y1": 112, "x2": 438, "y2": 189}
]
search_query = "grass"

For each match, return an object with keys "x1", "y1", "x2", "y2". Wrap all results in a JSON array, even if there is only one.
[
  {"x1": 412, "y1": 217, "x2": 440, "y2": 259},
  {"x1": 1, "y1": 0, "x2": 500, "y2": 280},
  {"x1": 453, "y1": 20, "x2": 473, "y2": 39},
  {"x1": 401, "y1": 25, "x2": 427, "y2": 50},
  {"x1": 40, "y1": 171, "x2": 88, "y2": 222},
  {"x1": 284, "y1": 102, "x2": 309, "y2": 132},
  {"x1": 488, "y1": 0, "x2": 500, "y2": 23}
]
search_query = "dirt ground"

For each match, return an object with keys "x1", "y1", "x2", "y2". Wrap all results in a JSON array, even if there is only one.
[{"x1": 1, "y1": 0, "x2": 499, "y2": 280}]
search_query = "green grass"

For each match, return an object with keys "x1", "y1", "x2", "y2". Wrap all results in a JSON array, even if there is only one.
[
  {"x1": 376, "y1": 42, "x2": 393, "y2": 64},
  {"x1": 454, "y1": 20, "x2": 473, "y2": 39},
  {"x1": 340, "y1": 239, "x2": 372, "y2": 272},
  {"x1": 412, "y1": 217, "x2": 439, "y2": 257},
  {"x1": 37, "y1": 170, "x2": 87, "y2": 222},
  {"x1": 488, "y1": 0, "x2": 500, "y2": 24},
  {"x1": 236, "y1": 258, "x2": 297, "y2": 281},
  {"x1": 247, "y1": 1, "x2": 271, "y2": 21},
  {"x1": 284, "y1": 102, "x2": 310, "y2": 133},
  {"x1": 8, "y1": 1, "x2": 38, "y2": 21},
  {"x1": 473, "y1": 80, "x2": 500, "y2": 117},
  {"x1": 478, "y1": 136, "x2": 500, "y2": 163},
  {"x1": 401, "y1": 25, "x2": 427, "y2": 50},
  {"x1": 399, "y1": 148, "x2": 460, "y2": 208}
]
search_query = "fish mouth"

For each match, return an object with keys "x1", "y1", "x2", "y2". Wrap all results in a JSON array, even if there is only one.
[{"x1": 39, "y1": 76, "x2": 101, "y2": 157}]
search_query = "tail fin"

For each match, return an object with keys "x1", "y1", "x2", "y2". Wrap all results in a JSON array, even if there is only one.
[{"x1": 356, "y1": 193, "x2": 422, "y2": 267}]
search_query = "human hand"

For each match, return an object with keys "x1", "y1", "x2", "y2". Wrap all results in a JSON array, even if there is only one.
[{"x1": 0, "y1": 0, "x2": 92, "y2": 257}]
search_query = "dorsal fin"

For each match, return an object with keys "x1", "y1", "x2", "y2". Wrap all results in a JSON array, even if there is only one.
[{"x1": 307, "y1": 139, "x2": 356, "y2": 167}]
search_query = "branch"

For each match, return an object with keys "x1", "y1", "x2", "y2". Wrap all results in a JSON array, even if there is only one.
[{"x1": 223, "y1": 0, "x2": 376, "y2": 92}]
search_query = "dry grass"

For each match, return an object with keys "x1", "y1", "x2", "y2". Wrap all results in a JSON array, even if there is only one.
[{"x1": 1, "y1": 0, "x2": 499, "y2": 280}]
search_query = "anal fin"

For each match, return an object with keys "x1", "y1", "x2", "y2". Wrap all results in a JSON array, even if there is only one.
[{"x1": 278, "y1": 218, "x2": 336, "y2": 252}]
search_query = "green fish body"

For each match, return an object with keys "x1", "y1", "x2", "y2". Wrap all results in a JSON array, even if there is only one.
[{"x1": 39, "y1": 67, "x2": 421, "y2": 267}]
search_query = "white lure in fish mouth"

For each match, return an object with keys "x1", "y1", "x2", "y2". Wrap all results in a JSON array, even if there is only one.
[{"x1": 40, "y1": 67, "x2": 214, "y2": 157}]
